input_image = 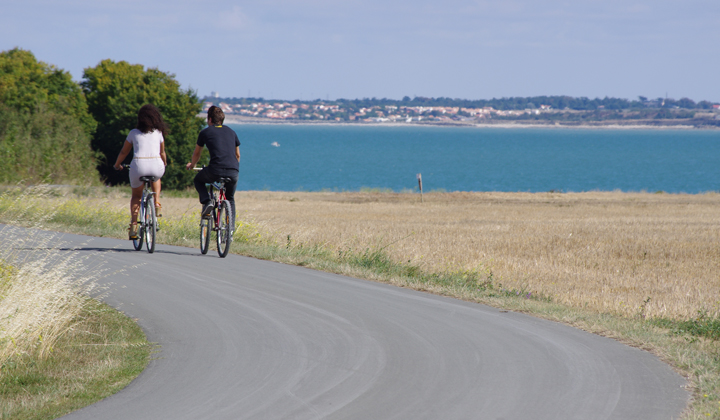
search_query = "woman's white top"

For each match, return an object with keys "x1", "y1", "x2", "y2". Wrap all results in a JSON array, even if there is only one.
[{"x1": 126, "y1": 128, "x2": 165, "y2": 188}]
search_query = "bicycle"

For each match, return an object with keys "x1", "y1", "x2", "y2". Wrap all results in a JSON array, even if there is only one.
[
  {"x1": 122, "y1": 164, "x2": 158, "y2": 253},
  {"x1": 194, "y1": 168, "x2": 233, "y2": 258}
]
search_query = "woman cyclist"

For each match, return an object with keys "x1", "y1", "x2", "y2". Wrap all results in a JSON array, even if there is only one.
[{"x1": 113, "y1": 104, "x2": 168, "y2": 239}]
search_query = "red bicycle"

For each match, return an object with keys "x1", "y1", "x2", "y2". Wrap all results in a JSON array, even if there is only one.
[{"x1": 194, "y1": 169, "x2": 233, "y2": 258}]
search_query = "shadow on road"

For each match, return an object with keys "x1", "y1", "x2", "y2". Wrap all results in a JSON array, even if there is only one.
[{"x1": 12, "y1": 246, "x2": 205, "y2": 257}]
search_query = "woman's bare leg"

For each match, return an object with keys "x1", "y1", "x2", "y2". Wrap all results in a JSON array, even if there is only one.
[
  {"x1": 152, "y1": 179, "x2": 162, "y2": 207},
  {"x1": 130, "y1": 185, "x2": 143, "y2": 224}
]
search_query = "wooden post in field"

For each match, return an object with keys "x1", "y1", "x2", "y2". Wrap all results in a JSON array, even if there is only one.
[{"x1": 416, "y1": 173, "x2": 423, "y2": 203}]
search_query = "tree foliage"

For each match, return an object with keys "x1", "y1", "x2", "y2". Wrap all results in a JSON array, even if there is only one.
[
  {"x1": 0, "y1": 105, "x2": 100, "y2": 185},
  {"x1": 0, "y1": 48, "x2": 99, "y2": 185},
  {"x1": 81, "y1": 60, "x2": 204, "y2": 188},
  {"x1": 0, "y1": 48, "x2": 96, "y2": 136}
]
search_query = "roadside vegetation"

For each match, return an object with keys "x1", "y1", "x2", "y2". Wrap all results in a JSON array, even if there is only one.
[
  {"x1": 0, "y1": 186, "x2": 718, "y2": 418},
  {"x1": 0, "y1": 188, "x2": 150, "y2": 420}
]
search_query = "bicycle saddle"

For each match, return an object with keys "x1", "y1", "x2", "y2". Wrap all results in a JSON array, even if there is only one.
[
  {"x1": 140, "y1": 176, "x2": 158, "y2": 182},
  {"x1": 217, "y1": 177, "x2": 233, "y2": 184}
]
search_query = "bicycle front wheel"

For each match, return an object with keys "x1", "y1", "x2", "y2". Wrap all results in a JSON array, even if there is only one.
[
  {"x1": 133, "y1": 197, "x2": 144, "y2": 251},
  {"x1": 216, "y1": 200, "x2": 232, "y2": 258},
  {"x1": 200, "y1": 217, "x2": 211, "y2": 255},
  {"x1": 145, "y1": 196, "x2": 156, "y2": 254}
]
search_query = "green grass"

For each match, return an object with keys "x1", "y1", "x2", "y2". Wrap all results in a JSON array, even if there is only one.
[
  {"x1": 0, "y1": 299, "x2": 150, "y2": 420},
  {"x1": 0, "y1": 185, "x2": 718, "y2": 418},
  {"x1": 652, "y1": 311, "x2": 720, "y2": 341}
]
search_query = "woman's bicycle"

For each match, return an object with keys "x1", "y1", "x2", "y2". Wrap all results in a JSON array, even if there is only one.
[
  {"x1": 123, "y1": 164, "x2": 158, "y2": 253},
  {"x1": 194, "y1": 168, "x2": 233, "y2": 258}
]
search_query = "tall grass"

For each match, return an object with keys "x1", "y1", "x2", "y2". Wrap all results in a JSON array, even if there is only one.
[
  {"x1": 0, "y1": 186, "x2": 105, "y2": 365},
  {"x1": 0, "y1": 230, "x2": 101, "y2": 364}
]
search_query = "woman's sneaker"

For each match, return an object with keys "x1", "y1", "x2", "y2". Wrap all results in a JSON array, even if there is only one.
[{"x1": 128, "y1": 223, "x2": 138, "y2": 240}]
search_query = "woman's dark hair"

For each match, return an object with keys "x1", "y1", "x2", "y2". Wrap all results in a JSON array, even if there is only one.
[
  {"x1": 208, "y1": 105, "x2": 225, "y2": 125},
  {"x1": 137, "y1": 104, "x2": 168, "y2": 137}
]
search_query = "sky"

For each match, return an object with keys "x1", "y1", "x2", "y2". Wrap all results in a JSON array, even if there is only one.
[{"x1": 2, "y1": 0, "x2": 719, "y2": 102}]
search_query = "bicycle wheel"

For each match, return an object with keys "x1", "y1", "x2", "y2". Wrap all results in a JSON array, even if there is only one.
[
  {"x1": 133, "y1": 195, "x2": 144, "y2": 251},
  {"x1": 145, "y1": 196, "x2": 156, "y2": 254},
  {"x1": 216, "y1": 200, "x2": 232, "y2": 258},
  {"x1": 199, "y1": 217, "x2": 211, "y2": 255}
]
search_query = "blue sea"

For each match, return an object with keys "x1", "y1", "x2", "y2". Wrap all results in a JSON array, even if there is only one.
[{"x1": 228, "y1": 124, "x2": 720, "y2": 193}]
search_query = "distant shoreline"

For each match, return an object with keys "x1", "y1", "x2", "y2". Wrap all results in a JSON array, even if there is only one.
[{"x1": 214, "y1": 114, "x2": 718, "y2": 130}]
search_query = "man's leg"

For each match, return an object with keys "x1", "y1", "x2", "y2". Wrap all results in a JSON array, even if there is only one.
[
  {"x1": 193, "y1": 168, "x2": 217, "y2": 216},
  {"x1": 193, "y1": 168, "x2": 214, "y2": 204}
]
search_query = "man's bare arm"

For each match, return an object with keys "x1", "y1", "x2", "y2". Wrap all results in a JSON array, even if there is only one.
[{"x1": 186, "y1": 145, "x2": 204, "y2": 170}]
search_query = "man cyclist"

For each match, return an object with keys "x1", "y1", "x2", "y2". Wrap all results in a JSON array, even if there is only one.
[{"x1": 186, "y1": 105, "x2": 240, "y2": 226}]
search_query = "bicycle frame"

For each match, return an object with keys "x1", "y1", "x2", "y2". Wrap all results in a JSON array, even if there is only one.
[
  {"x1": 207, "y1": 182, "x2": 227, "y2": 228},
  {"x1": 139, "y1": 186, "x2": 154, "y2": 227}
]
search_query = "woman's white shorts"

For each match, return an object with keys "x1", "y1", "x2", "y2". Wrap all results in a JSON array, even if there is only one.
[{"x1": 129, "y1": 158, "x2": 165, "y2": 188}]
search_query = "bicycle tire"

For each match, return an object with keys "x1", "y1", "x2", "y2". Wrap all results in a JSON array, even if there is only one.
[
  {"x1": 133, "y1": 194, "x2": 144, "y2": 251},
  {"x1": 200, "y1": 217, "x2": 211, "y2": 255},
  {"x1": 216, "y1": 200, "x2": 231, "y2": 258},
  {"x1": 145, "y1": 196, "x2": 156, "y2": 254}
]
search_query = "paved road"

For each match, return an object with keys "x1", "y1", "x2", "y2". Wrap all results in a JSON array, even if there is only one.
[{"x1": 39, "y1": 231, "x2": 687, "y2": 420}]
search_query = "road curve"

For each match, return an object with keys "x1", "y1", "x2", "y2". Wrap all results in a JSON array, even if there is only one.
[{"x1": 38, "y1": 230, "x2": 688, "y2": 420}]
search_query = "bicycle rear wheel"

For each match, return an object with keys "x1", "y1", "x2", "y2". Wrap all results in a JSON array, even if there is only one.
[
  {"x1": 133, "y1": 197, "x2": 144, "y2": 251},
  {"x1": 145, "y1": 196, "x2": 156, "y2": 253},
  {"x1": 216, "y1": 200, "x2": 232, "y2": 258},
  {"x1": 200, "y1": 217, "x2": 211, "y2": 254}
]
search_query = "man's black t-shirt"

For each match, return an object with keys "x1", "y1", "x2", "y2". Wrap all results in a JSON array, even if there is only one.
[{"x1": 197, "y1": 125, "x2": 240, "y2": 171}]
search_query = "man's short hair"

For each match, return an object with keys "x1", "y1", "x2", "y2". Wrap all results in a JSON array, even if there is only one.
[{"x1": 208, "y1": 106, "x2": 225, "y2": 125}]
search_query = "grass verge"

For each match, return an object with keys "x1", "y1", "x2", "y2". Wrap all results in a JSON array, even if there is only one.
[
  {"x1": 1, "y1": 300, "x2": 150, "y2": 420},
  {"x1": 0, "y1": 187, "x2": 151, "y2": 420},
  {"x1": 0, "y1": 185, "x2": 718, "y2": 419}
]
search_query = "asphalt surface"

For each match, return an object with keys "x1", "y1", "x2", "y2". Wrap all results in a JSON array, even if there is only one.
[{"x1": 32, "y1": 230, "x2": 688, "y2": 420}]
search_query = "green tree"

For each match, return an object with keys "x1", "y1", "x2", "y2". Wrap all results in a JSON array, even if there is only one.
[
  {"x1": 81, "y1": 59, "x2": 204, "y2": 188},
  {"x1": 0, "y1": 48, "x2": 96, "y2": 136},
  {"x1": 0, "y1": 48, "x2": 99, "y2": 185}
]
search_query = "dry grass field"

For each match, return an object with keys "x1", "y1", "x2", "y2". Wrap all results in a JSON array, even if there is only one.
[{"x1": 156, "y1": 190, "x2": 720, "y2": 321}]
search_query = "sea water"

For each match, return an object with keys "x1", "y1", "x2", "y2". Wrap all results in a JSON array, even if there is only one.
[{"x1": 228, "y1": 124, "x2": 720, "y2": 193}]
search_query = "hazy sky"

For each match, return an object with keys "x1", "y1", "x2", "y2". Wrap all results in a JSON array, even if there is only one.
[{"x1": 2, "y1": 0, "x2": 719, "y2": 102}]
